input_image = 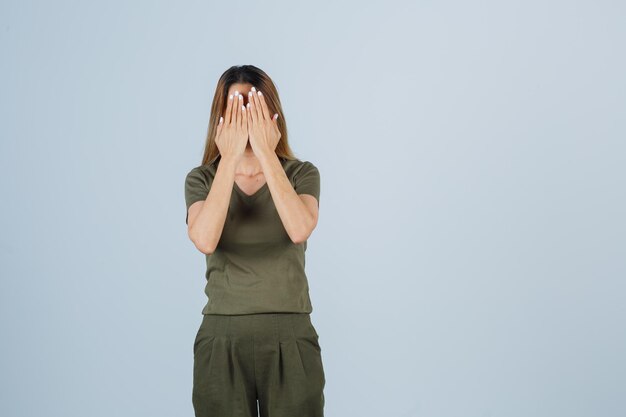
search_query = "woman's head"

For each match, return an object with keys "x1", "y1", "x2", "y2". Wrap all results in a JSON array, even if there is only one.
[{"x1": 201, "y1": 65, "x2": 295, "y2": 165}]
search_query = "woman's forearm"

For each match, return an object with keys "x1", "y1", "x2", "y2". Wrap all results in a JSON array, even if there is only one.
[
  {"x1": 188, "y1": 156, "x2": 238, "y2": 254},
  {"x1": 258, "y1": 150, "x2": 317, "y2": 243}
]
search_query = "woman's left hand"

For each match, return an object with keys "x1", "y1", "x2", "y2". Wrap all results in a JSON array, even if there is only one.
[{"x1": 246, "y1": 87, "x2": 281, "y2": 156}]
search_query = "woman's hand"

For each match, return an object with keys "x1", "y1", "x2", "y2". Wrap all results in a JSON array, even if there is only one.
[
  {"x1": 215, "y1": 91, "x2": 248, "y2": 163},
  {"x1": 246, "y1": 87, "x2": 280, "y2": 157}
]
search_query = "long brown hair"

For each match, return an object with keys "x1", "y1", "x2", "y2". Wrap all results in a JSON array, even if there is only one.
[{"x1": 201, "y1": 65, "x2": 296, "y2": 166}]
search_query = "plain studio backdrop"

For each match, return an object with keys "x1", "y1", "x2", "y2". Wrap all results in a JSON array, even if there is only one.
[{"x1": 1, "y1": 1, "x2": 624, "y2": 416}]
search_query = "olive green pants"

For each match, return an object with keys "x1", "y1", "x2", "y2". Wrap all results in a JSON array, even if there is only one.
[{"x1": 192, "y1": 313, "x2": 326, "y2": 417}]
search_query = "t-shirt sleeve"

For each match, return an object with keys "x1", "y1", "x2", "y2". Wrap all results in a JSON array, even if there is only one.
[
  {"x1": 294, "y1": 161, "x2": 320, "y2": 205},
  {"x1": 184, "y1": 167, "x2": 211, "y2": 225}
]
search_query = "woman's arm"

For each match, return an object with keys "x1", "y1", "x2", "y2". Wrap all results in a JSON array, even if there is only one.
[
  {"x1": 187, "y1": 92, "x2": 249, "y2": 254},
  {"x1": 245, "y1": 86, "x2": 319, "y2": 243},
  {"x1": 258, "y1": 149, "x2": 319, "y2": 244},
  {"x1": 187, "y1": 156, "x2": 239, "y2": 254}
]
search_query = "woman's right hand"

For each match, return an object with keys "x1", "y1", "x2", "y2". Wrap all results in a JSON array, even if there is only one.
[{"x1": 215, "y1": 91, "x2": 248, "y2": 163}]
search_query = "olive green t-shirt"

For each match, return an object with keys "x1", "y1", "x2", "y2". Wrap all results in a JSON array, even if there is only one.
[{"x1": 184, "y1": 155, "x2": 321, "y2": 315}]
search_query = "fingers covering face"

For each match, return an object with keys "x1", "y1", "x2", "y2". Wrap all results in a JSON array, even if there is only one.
[
  {"x1": 247, "y1": 90, "x2": 258, "y2": 123},
  {"x1": 257, "y1": 90, "x2": 271, "y2": 120},
  {"x1": 247, "y1": 87, "x2": 272, "y2": 123},
  {"x1": 236, "y1": 92, "x2": 243, "y2": 126},
  {"x1": 224, "y1": 92, "x2": 233, "y2": 124}
]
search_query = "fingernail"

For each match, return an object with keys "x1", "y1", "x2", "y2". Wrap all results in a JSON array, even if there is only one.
[
  {"x1": 229, "y1": 94, "x2": 233, "y2": 100},
  {"x1": 258, "y1": 91, "x2": 262, "y2": 96},
  {"x1": 251, "y1": 86, "x2": 256, "y2": 92}
]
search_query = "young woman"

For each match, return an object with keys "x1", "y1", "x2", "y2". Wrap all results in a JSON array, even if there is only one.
[{"x1": 184, "y1": 65, "x2": 326, "y2": 417}]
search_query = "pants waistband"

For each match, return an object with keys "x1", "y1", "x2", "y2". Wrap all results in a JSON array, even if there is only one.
[{"x1": 199, "y1": 313, "x2": 313, "y2": 341}]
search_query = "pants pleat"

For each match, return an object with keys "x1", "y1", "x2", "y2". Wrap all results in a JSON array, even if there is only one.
[{"x1": 192, "y1": 313, "x2": 325, "y2": 417}]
